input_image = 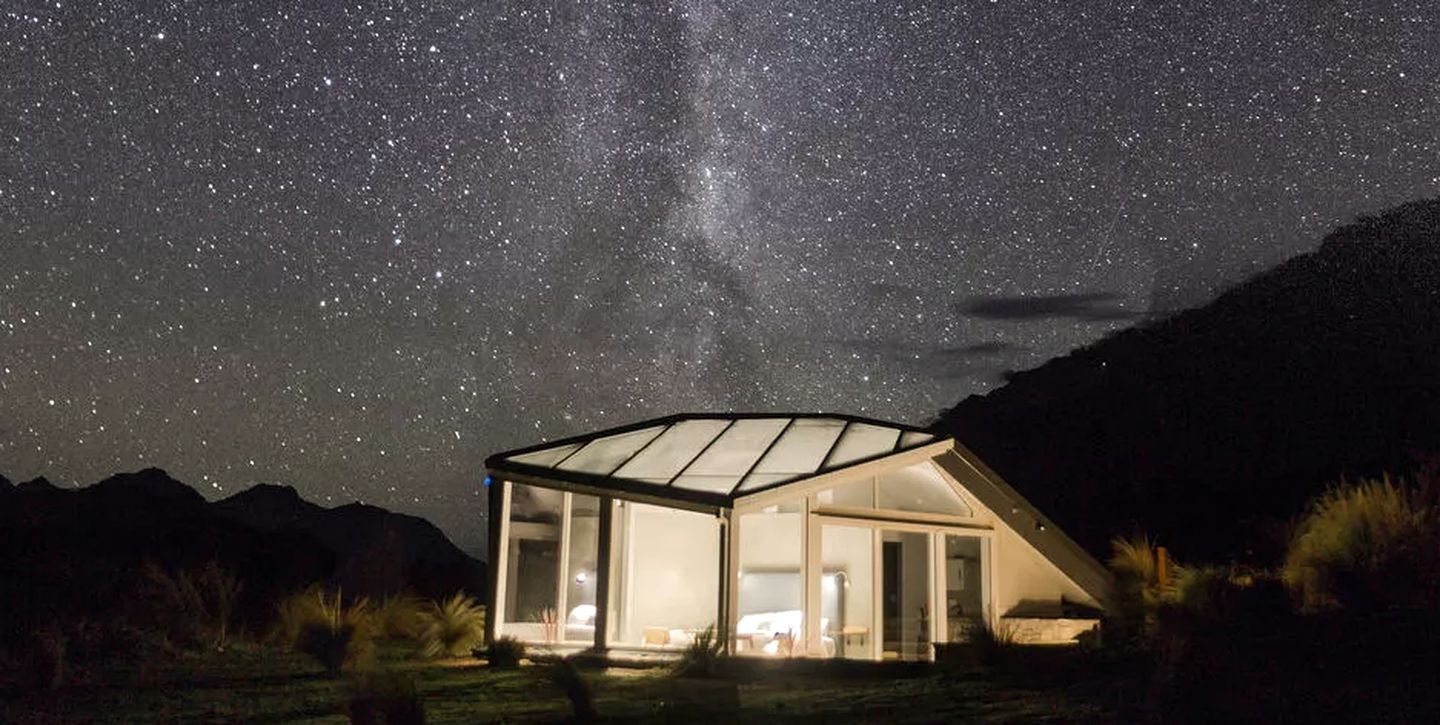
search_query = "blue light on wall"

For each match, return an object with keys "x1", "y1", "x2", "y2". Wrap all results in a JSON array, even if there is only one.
[{"x1": 483, "y1": 475, "x2": 492, "y2": 488}]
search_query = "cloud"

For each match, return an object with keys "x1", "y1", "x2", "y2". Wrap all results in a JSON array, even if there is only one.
[
  {"x1": 953, "y1": 292, "x2": 1139, "y2": 322},
  {"x1": 936, "y1": 341, "x2": 1021, "y2": 356}
]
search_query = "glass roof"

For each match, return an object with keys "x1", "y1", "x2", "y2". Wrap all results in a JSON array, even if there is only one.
[{"x1": 487, "y1": 414, "x2": 944, "y2": 503}]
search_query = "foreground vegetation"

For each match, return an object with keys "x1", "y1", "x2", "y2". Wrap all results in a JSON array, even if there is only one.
[
  {"x1": 4, "y1": 473, "x2": 1439, "y2": 722},
  {"x1": 0, "y1": 642, "x2": 1111, "y2": 723}
]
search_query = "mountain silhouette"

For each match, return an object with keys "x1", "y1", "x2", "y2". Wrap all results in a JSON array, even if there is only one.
[
  {"x1": 936, "y1": 199, "x2": 1440, "y2": 561},
  {"x1": 0, "y1": 468, "x2": 485, "y2": 633},
  {"x1": 214, "y1": 483, "x2": 485, "y2": 602}
]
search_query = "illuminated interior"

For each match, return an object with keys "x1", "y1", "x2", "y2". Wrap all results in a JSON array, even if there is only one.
[{"x1": 486, "y1": 413, "x2": 1111, "y2": 659}]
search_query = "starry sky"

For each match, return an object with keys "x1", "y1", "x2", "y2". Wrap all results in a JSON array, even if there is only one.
[{"x1": 3, "y1": 1, "x2": 1438, "y2": 556}]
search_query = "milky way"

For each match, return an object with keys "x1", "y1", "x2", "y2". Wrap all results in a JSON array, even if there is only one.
[{"x1": 3, "y1": 1, "x2": 1438, "y2": 554}]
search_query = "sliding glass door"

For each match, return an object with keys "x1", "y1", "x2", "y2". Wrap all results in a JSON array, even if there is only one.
[
  {"x1": 882, "y1": 530, "x2": 932, "y2": 660},
  {"x1": 813, "y1": 517, "x2": 990, "y2": 661}
]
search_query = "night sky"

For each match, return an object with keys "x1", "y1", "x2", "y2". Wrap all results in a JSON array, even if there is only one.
[{"x1": 3, "y1": 1, "x2": 1438, "y2": 555}]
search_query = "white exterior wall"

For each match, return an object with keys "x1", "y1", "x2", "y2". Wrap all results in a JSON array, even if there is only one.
[{"x1": 492, "y1": 438, "x2": 1110, "y2": 655}]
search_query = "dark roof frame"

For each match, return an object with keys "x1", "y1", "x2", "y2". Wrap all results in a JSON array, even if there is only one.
[{"x1": 484, "y1": 412, "x2": 949, "y2": 507}]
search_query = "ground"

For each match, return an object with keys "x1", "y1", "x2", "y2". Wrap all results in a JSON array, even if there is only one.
[{"x1": 0, "y1": 644, "x2": 1114, "y2": 723}]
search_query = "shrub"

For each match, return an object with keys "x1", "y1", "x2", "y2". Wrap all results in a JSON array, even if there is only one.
[
  {"x1": 276, "y1": 587, "x2": 375, "y2": 673},
  {"x1": 417, "y1": 593, "x2": 486, "y2": 659},
  {"x1": 140, "y1": 560, "x2": 243, "y2": 650},
  {"x1": 485, "y1": 635, "x2": 525, "y2": 669},
  {"x1": 1107, "y1": 534, "x2": 1183, "y2": 644},
  {"x1": 26, "y1": 624, "x2": 67, "y2": 691},
  {"x1": 672, "y1": 624, "x2": 723, "y2": 678},
  {"x1": 548, "y1": 656, "x2": 597, "y2": 722},
  {"x1": 345, "y1": 669, "x2": 425, "y2": 725},
  {"x1": 375, "y1": 594, "x2": 425, "y2": 641},
  {"x1": 1283, "y1": 475, "x2": 1440, "y2": 612},
  {"x1": 967, "y1": 617, "x2": 1018, "y2": 667}
]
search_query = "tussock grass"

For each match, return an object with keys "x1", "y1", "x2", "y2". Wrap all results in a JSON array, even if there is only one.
[
  {"x1": 1283, "y1": 474, "x2": 1440, "y2": 611},
  {"x1": 968, "y1": 617, "x2": 1019, "y2": 667},
  {"x1": 485, "y1": 636, "x2": 525, "y2": 669},
  {"x1": 140, "y1": 560, "x2": 243, "y2": 650},
  {"x1": 345, "y1": 669, "x2": 425, "y2": 725},
  {"x1": 418, "y1": 593, "x2": 486, "y2": 659},
  {"x1": 374, "y1": 594, "x2": 425, "y2": 641},
  {"x1": 548, "y1": 656, "x2": 597, "y2": 721},
  {"x1": 672, "y1": 624, "x2": 723, "y2": 678},
  {"x1": 274, "y1": 587, "x2": 375, "y2": 673}
]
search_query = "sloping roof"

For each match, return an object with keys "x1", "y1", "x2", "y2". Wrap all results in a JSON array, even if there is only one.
[{"x1": 484, "y1": 413, "x2": 944, "y2": 508}]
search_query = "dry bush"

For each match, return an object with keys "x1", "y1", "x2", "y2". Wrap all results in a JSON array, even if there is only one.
[
  {"x1": 485, "y1": 635, "x2": 524, "y2": 669},
  {"x1": 549, "y1": 656, "x2": 597, "y2": 722},
  {"x1": 275, "y1": 587, "x2": 376, "y2": 673},
  {"x1": 140, "y1": 560, "x2": 243, "y2": 650},
  {"x1": 672, "y1": 624, "x2": 723, "y2": 678},
  {"x1": 1283, "y1": 475, "x2": 1440, "y2": 612},
  {"x1": 345, "y1": 669, "x2": 425, "y2": 725},
  {"x1": 417, "y1": 593, "x2": 485, "y2": 659},
  {"x1": 374, "y1": 594, "x2": 425, "y2": 641}
]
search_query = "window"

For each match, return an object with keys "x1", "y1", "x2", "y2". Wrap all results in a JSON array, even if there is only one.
[
  {"x1": 876, "y1": 463, "x2": 972, "y2": 516},
  {"x1": 607, "y1": 502, "x2": 719, "y2": 648},
  {"x1": 498, "y1": 483, "x2": 599, "y2": 645},
  {"x1": 736, "y1": 502, "x2": 804, "y2": 656}
]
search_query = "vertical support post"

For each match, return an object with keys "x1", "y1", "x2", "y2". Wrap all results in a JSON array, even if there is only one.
[
  {"x1": 985, "y1": 536, "x2": 998, "y2": 632},
  {"x1": 872, "y1": 527, "x2": 884, "y2": 661},
  {"x1": 716, "y1": 509, "x2": 731, "y2": 654},
  {"x1": 930, "y1": 532, "x2": 943, "y2": 658},
  {"x1": 486, "y1": 479, "x2": 511, "y2": 646},
  {"x1": 555, "y1": 492, "x2": 572, "y2": 644},
  {"x1": 804, "y1": 494, "x2": 823, "y2": 657},
  {"x1": 592, "y1": 495, "x2": 614, "y2": 652},
  {"x1": 725, "y1": 509, "x2": 742, "y2": 655}
]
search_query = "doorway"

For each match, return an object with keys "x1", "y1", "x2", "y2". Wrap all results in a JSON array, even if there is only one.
[{"x1": 881, "y1": 531, "x2": 931, "y2": 660}]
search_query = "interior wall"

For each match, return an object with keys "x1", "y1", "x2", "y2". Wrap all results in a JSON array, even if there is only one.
[
  {"x1": 616, "y1": 503, "x2": 719, "y2": 644},
  {"x1": 738, "y1": 510, "x2": 802, "y2": 573},
  {"x1": 898, "y1": 531, "x2": 929, "y2": 655},
  {"x1": 820, "y1": 525, "x2": 873, "y2": 629}
]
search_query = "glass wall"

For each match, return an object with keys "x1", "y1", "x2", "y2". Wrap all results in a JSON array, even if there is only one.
[
  {"x1": 500, "y1": 483, "x2": 563, "y2": 642},
  {"x1": 563, "y1": 494, "x2": 601, "y2": 644},
  {"x1": 882, "y1": 530, "x2": 932, "y2": 660},
  {"x1": 943, "y1": 535, "x2": 987, "y2": 643},
  {"x1": 821, "y1": 524, "x2": 875, "y2": 659},
  {"x1": 735, "y1": 503, "x2": 803, "y2": 656},
  {"x1": 498, "y1": 483, "x2": 598, "y2": 645},
  {"x1": 876, "y1": 463, "x2": 972, "y2": 516},
  {"x1": 607, "y1": 502, "x2": 719, "y2": 648}
]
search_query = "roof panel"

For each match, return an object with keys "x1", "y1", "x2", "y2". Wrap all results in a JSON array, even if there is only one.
[
  {"x1": 671, "y1": 473, "x2": 744, "y2": 494},
  {"x1": 823, "y1": 422, "x2": 901, "y2": 468},
  {"x1": 678, "y1": 418, "x2": 791, "y2": 477},
  {"x1": 898, "y1": 431, "x2": 937, "y2": 448},
  {"x1": 506, "y1": 442, "x2": 585, "y2": 468},
  {"x1": 612, "y1": 419, "x2": 732, "y2": 481},
  {"x1": 738, "y1": 418, "x2": 847, "y2": 491},
  {"x1": 556, "y1": 425, "x2": 666, "y2": 474}
]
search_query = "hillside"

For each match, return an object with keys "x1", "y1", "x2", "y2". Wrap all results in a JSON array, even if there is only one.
[
  {"x1": 936, "y1": 199, "x2": 1440, "y2": 561},
  {"x1": 0, "y1": 468, "x2": 485, "y2": 632}
]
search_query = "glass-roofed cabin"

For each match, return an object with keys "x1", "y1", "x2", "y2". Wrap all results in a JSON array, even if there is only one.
[{"x1": 483, "y1": 413, "x2": 1110, "y2": 661}]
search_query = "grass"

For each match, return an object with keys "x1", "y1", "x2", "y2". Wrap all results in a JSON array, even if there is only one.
[
  {"x1": 275, "y1": 588, "x2": 377, "y2": 673},
  {"x1": 1283, "y1": 474, "x2": 1440, "y2": 611},
  {"x1": 485, "y1": 635, "x2": 525, "y2": 669},
  {"x1": 672, "y1": 624, "x2": 722, "y2": 678},
  {"x1": 0, "y1": 642, "x2": 1113, "y2": 723},
  {"x1": 417, "y1": 593, "x2": 486, "y2": 659}
]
